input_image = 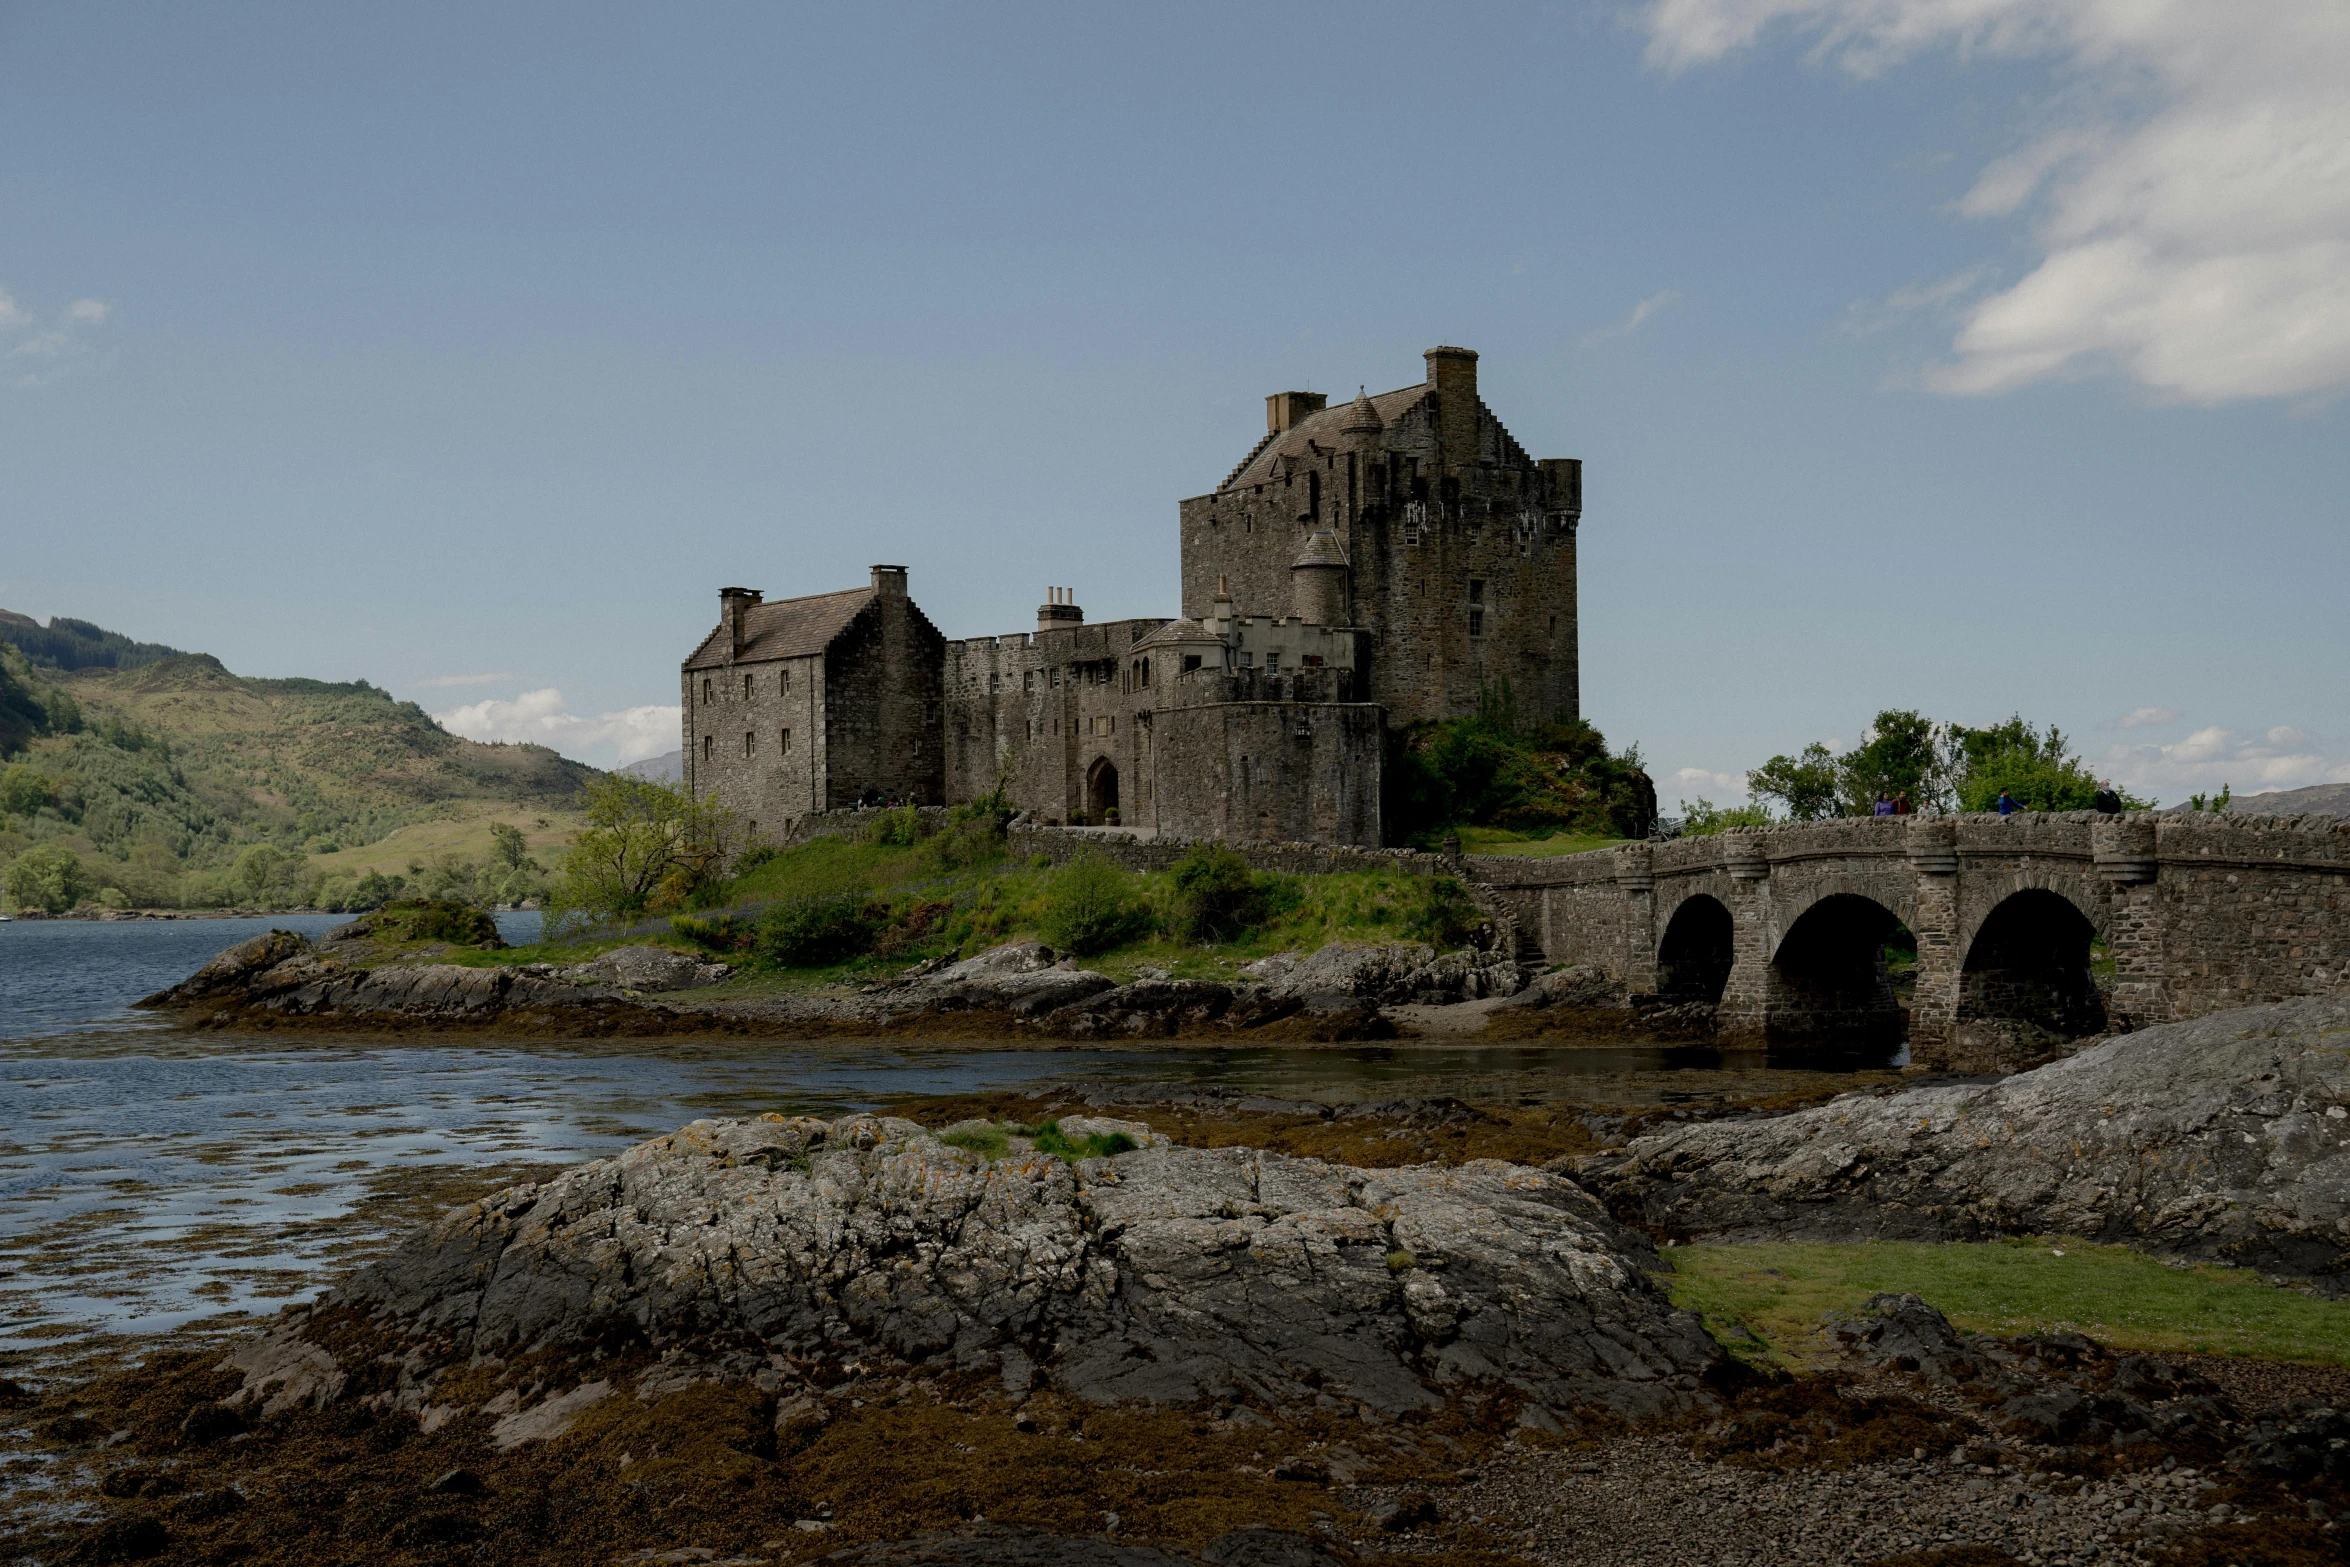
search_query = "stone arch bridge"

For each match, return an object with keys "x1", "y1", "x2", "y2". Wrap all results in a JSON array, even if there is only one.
[{"x1": 1469, "y1": 812, "x2": 2350, "y2": 1070}]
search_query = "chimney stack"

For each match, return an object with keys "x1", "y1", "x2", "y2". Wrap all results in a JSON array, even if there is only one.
[
  {"x1": 1037, "y1": 585, "x2": 1084, "y2": 634},
  {"x1": 1424, "y1": 345, "x2": 1479, "y2": 469},
  {"x1": 1264, "y1": 390, "x2": 1327, "y2": 435},
  {"x1": 718, "y1": 586, "x2": 762, "y2": 658},
  {"x1": 870, "y1": 564, "x2": 907, "y2": 597}
]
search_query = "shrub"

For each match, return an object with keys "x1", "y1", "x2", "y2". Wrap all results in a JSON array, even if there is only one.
[
  {"x1": 370, "y1": 898, "x2": 506, "y2": 948},
  {"x1": 1402, "y1": 874, "x2": 1484, "y2": 950},
  {"x1": 5, "y1": 844, "x2": 90, "y2": 912},
  {"x1": 861, "y1": 805, "x2": 924, "y2": 848},
  {"x1": 1167, "y1": 842, "x2": 1268, "y2": 942},
  {"x1": 1679, "y1": 797, "x2": 1775, "y2": 835},
  {"x1": 756, "y1": 894, "x2": 878, "y2": 967},
  {"x1": 1039, "y1": 855, "x2": 1149, "y2": 956},
  {"x1": 671, "y1": 912, "x2": 757, "y2": 953}
]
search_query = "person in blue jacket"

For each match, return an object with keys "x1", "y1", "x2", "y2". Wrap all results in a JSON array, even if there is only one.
[{"x1": 1997, "y1": 789, "x2": 2020, "y2": 816}]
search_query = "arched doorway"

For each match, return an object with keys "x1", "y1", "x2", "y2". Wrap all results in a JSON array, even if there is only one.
[
  {"x1": 1086, "y1": 757, "x2": 1120, "y2": 823},
  {"x1": 1960, "y1": 890, "x2": 2104, "y2": 1047},
  {"x1": 1768, "y1": 893, "x2": 1908, "y2": 1046},
  {"x1": 1657, "y1": 895, "x2": 1733, "y2": 1005}
]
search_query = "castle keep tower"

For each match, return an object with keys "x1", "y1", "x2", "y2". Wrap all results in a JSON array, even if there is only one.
[{"x1": 1175, "y1": 347, "x2": 1582, "y2": 728}]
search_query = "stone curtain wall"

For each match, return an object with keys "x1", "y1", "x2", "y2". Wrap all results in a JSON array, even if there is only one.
[
  {"x1": 943, "y1": 618, "x2": 1166, "y2": 826},
  {"x1": 1148, "y1": 699, "x2": 1384, "y2": 847},
  {"x1": 1470, "y1": 813, "x2": 2350, "y2": 1065}
]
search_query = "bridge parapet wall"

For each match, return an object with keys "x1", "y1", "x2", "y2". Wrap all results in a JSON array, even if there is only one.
[{"x1": 1465, "y1": 811, "x2": 2350, "y2": 1058}]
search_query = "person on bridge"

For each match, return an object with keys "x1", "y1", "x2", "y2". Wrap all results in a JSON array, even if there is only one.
[
  {"x1": 1997, "y1": 789, "x2": 2021, "y2": 816},
  {"x1": 1893, "y1": 790, "x2": 1914, "y2": 815},
  {"x1": 2093, "y1": 780, "x2": 2124, "y2": 814},
  {"x1": 1873, "y1": 792, "x2": 1896, "y2": 817}
]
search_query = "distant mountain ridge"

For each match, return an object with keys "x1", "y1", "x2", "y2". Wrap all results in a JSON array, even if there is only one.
[
  {"x1": 2225, "y1": 782, "x2": 2350, "y2": 816},
  {"x1": 1, "y1": 609, "x2": 597, "y2": 903},
  {"x1": 621, "y1": 748, "x2": 681, "y2": 784}
]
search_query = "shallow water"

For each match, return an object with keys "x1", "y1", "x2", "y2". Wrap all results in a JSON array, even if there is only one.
[{"x1": 0, "y1": 919, "x2": 1896, "y2": 1386}]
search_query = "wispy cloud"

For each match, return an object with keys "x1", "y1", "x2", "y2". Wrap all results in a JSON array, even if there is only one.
[
  {"x1": 413, "y1": 671, "x2": 516, "y2": 689},
  {"x1": 433, "y1": 688, "x2": 679, "y2": 767},
  {"x1": 1583, "y1": 289, "x2": 1682, "y2": 345},
  {"x1": 1644, "y1": 0, "x2": 2350, "y2": 404},
  {"x1": 1, "y1": 281, "x2": 114, "y2": 386},
  {"x1": 1838, "y1": 265, "x2": 1993, "y2": 338},
  {"x1": 1670, "y1": 766, "x2": 1750, "y2": 799},
  {"x1": 2099, "y1": 706, "x2": 2180, "y2": 731}
]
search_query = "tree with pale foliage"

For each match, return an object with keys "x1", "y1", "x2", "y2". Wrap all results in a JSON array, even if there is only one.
[{"x1": 545, "y1": 775, "x2": 737, "y2": 937}]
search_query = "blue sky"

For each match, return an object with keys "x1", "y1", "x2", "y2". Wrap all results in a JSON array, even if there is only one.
[{"x1": 3, "y1": 1, "x2": 2344, "y2": 803}]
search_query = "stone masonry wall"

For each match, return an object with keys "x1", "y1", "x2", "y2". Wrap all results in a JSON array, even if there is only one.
[
  {"x1": 1148, "y1": 700, "x2": 1385, "y2": 847},
  {"x1": 680, "y1": 651, "x2": 827, "y2": 843},
  {"x1": 944, "y1": 617, "x2": 1166, "y2": 825},
  {"x1": 817, "y1": 591, "x2": 946, "y2": 809}
]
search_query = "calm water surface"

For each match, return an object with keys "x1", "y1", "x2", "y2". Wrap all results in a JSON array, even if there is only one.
[{"x1": 0, "y1": 918, "x2": 1891, "y2": 1381}]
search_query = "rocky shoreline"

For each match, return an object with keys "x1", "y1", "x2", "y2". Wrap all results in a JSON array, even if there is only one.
[{"x1": 138, "y1": 926, "x2": 1629, "y2": 1042}]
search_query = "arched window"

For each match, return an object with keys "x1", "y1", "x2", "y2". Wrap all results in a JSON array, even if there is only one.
[
  {"x1": 743, "y1": 673, "x2": 753, "y2": 700},
  {"x1": 702, "y1": 734, "x2": 714, "y2": 762}
]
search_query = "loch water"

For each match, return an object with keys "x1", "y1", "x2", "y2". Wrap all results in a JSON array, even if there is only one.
[{"x1": 0, "y1": 916, "x2": 1898, "y2": 1380}]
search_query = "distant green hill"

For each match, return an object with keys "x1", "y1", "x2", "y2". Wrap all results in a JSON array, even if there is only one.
[{"x1": 0, "y1": 612, "x2": 596, "y2": 910}]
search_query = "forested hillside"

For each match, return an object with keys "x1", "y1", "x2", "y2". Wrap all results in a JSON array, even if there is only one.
[{"x1": 0, "y1": 612, "x2": 595, "y2": 910}]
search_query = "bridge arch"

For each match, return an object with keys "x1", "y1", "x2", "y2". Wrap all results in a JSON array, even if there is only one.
[
  {"x1": 1656, "y1": 893, "x2": 1733, "y2": 1005},
  {"x1": 1765, "y1": 891, "x2": 1909, "y2": 1046},
  {"x1": 1958, "y1": 887, "x2": 2106, "y2": 1046}
]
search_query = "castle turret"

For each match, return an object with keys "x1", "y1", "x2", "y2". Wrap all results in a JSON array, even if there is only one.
[
  {"x1": 1340, "y1": 385, "x2": 1383, "y2": 443},
  {"x1": 1289, "y1": 530, "x2": 1350, "y2": 626}
]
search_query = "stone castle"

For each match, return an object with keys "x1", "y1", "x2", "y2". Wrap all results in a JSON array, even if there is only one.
[{"x1": 680, "y1": 346, "x2": 1583, "y2": 846}]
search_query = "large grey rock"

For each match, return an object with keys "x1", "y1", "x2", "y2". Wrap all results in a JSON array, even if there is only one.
[
  {"x1": 1586, "y1": 996, "x2": 2350, "y2": 1290},
  {"x1": 328, "y1": 1112, "x2": 1715, "y2": 1420},
  {"x1": 570, "y1": 944, "x2": 731, "y2": 992},
  {"x1": 1242, "y1": 943, "x2": 1522, "y2": 1007}
]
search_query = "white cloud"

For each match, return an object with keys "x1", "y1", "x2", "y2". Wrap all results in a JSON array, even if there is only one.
[
  {"x1": 2099, "y1": 705, "x2": 2178, "y2": 730},
  {"x1": 433, "y1": 687, "x2": 679, "y2": 767},
  {"x1": 1670, "y1": 766, "x2": 1751, "y2": 799},
  {"x1": 1583, "y1": 289, "x2": 1682, "y2": 344},
  {"x1": 1839, "y1": 265, "x2": 1993, "y2": 337},
  {"x1": 413, "y1": 671, "x2": 516, "y2": 689},
  {"x1": 1, "y1": 282, "x2": 114, "y2": 386},
  {"x1": 2102, "y1": 722, "x2": 2350, "y2": 803},
  {"x1": 1644, "y1": 0, "x2": 2350, "y2": 403}
]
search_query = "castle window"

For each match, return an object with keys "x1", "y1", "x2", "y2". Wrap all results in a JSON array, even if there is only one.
[
  {"x1": 1468, "y1": 579, "x2": 1485, "y2": 604},
  {"x1": 781, "y1": 667, "x2": 791, "y2": 691},
  {"x1": 743, "y1": 731, "x2": 754, "y2": 758},
  {"x1": 702, "y1": 734, "x2": 714, "y2": 762},
  {"x1": 1050, "y1": 667, "x2": 1060, "y2": 688},
  {"x1": 1468, "y1": 609, "x2": 1485, "y2": 637},
  {"x1": 702, "y1": 678, "x2": 713, "y2": 704},
  {"x1": 1548, "y1": 614, "x2": 1556, "y2": 637},
  {"x1": 1238, "y1": 651, "x2": 1255, "y2": 667},
  {"x1": 743, "y1": 673, "x2": 754, "y2": 700},
  {"x1": 989, "y1": 673, "x2": 1000, "y2": 693},
  {"x1": 1024, "y1": 670, "x2": 1034, "y2": 692},
  {"x1": 1091, "y1": 715, "x2": 1113, "y2": 737},
  {"x1": 1182, "y1": 654, "x2": 1201, "y2": 673},
  {"x1": 1264, "y1": 653, "x2": 1281, "y2": 673},
  {"x1": 779, "y1": 729, "x2": 792, "y2": 755}
]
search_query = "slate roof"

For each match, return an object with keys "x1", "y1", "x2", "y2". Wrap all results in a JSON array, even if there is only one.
[
  {"x1": 1132, "y1": 617, "x2": 1226, "y2": 653},
  {"x1": 682, "y1": 587, "x2": 874, "y2": 670},
  {"x1": 1219, "y1": 383, "x2": 1431, "y2": 492}
]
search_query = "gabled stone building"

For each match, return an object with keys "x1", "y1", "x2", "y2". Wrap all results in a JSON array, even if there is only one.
[{"x1": 683, "y1": 347, "x2": 1580, "y2": 848}]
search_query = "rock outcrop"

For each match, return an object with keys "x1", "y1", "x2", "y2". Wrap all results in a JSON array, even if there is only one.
[
  {"x1": 287, "y1": 1112, "x2": 1716, "y2": 1424},
  {"x1": 1586, "y1": 996, "x2": 2350, "y2": 1291}
]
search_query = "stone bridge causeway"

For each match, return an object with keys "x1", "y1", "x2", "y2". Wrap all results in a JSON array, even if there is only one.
[{"x1": 1469, "y1": 812, "x2": 2350, "y2": 1070}]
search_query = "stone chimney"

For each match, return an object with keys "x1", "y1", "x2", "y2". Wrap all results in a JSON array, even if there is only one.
[
  {"x1": 870, "y1": 564, "x2": 907, "y2": 597},
  {"x1": 1037, "y1": 585, "x2": 1084, "y2": 634},
  {"x1": 718, "y1": 586, "x2": 762, "y2": 658},
  {"x1": 1265, "y1": 391, "x2": 1327, "y2": 435},
  {"x1": 1424, "y1": 345, "x2": 1479, "y2": 469}
]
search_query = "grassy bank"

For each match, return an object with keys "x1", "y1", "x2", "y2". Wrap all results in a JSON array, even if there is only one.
[{"x1": 1664, "y1": 1237, "x2": 2350, "y2": 1369}]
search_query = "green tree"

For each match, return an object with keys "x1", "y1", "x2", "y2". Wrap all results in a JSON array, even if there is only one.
[
  {"x1": 1947, "y1": 715, "x2": 2112, "y2": 812},
  {"x1": 233, "y1": 843, "x2": 291, "y2": 904},
  {"x1": 489, "y1": 820, "x2": 535, "y2": 873},
  {"x1": 0, "y1": 763, "x2": 54, "y2": 818},
  {"x1": 1838, "y1": 709, "x2": 1949, "y2": 812},
  {"x1": 1167, "y1": 842, "x2": 1269, "y2": 942},
  {"x1": 545, "y1": 775, "x2": 735, "y2": 935},
  {"x1": 6, "y1": 844, "x2": 91, "y2": 913},
  {"x1": 1678, "y1": 798, "x2": 1774, "y2": 835},
  {"x1": 1747, "y1": 743, "x2": 1842, "y2": 821}
]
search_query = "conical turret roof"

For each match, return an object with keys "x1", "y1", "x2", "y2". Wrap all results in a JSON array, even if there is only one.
[
  {"x1": 1340, "y1": 385, "x2": 1384, "y2": 435},
  {"x1": 1291, "y1": 529, "x2": 1350, "y2": 570}
]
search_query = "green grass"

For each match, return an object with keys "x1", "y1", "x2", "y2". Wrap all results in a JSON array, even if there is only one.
[
  {"x1": 938, "y1": 1125, "x2": 1011, "y2": 1160},
  {"x1": 1454, "y1": 826, "x2": 1623, "y2": 859},
  {"x1": 1029, "y1": 1119, "x2": 1137, "y2": 1162},
  {"x1": 1663, "y1": 1238, "x2": 2350, "y2": 1370}
]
